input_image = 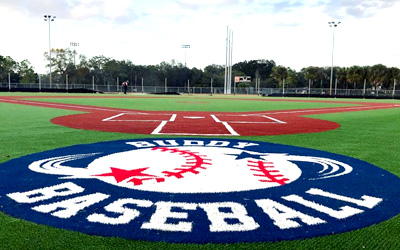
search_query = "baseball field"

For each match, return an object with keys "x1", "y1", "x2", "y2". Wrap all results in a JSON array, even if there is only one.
[{"x1": 0, "y1": 92, "x2": 399, "y2": 249}]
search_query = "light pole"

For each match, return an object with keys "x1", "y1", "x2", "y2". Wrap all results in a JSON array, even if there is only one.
[
  {"x1": 181, "y1": 45, "x2": 190, "y2": 67},
  {"x1": 224, "y1": 27, "x2": 233, "y2": 94},
  {"x1": 44, "y1": 15, "x2": 56, "y2": 87},
  {"x1": 70, "y1": 42, "x2": 79, "y2": 67},
  {"x1": 328, "y1": 21, "x2": 340, "y2": 96}
]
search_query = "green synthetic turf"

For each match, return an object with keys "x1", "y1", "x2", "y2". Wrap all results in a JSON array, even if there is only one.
[
  {"x1": 27, "y1": 95, "x2": 357, "y2": 112},
  {"x1": 0, "y1": 93, "x2": 399, "y2": 250}
]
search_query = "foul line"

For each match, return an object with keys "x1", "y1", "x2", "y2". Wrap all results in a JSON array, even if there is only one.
[
  {"x1": 102, "y1": 113, "x2": 125, "y2": 121},
  {"x1": 222, "y1": 114, "x2": 287, "y2": 124},
  {"x1": 262, "y1": 115, "x2": 286, "y2": 124},
  {"x1": 102, "y1": 113, "x2": 177, "y2": 122},
  {"x1": 263, "y1": 104, "x2": 400, "y2": 115}
]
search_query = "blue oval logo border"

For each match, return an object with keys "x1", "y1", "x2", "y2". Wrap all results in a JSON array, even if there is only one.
[{"x1": 0, "y1": 138, "x2": 399, "y2": 243}]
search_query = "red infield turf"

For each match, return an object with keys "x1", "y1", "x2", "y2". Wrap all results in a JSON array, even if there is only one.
[{"x1": 1, "y1": 96, "x2": 399, "y2": 136}]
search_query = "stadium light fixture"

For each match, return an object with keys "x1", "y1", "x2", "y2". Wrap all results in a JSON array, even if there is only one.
[
  {"x1": 328, "y1": 21, "x2": 341, "y2": 96},
  {"x1": 44, "y1": 15, "x2": 56, "y2": 87},
  {"x1": 70, "y1": 42, "x2": 79, "y2": 66},
  {"x1": 181, "y1": 45, "x2": 190, "y2": 67}
]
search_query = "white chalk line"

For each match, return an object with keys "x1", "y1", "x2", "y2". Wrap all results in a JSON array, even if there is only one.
[
  {"x1": 152, "y1": 114, "x2": 240, "y2": 136},
  {"x1": 3, "y1": 98, "x2": 399, "y2": 136},
  {"x1": 0, "y1": 98, "x2": 175, "y2": 116}
]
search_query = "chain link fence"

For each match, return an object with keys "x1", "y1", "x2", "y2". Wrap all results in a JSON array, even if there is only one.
[{"x1": 1, "y1": 82, "x2": 399, "y2": 99}]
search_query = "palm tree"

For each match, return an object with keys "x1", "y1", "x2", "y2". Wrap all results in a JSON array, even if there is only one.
[
  {"x1": 271, "y1": 65, "x2": 288, "y2": 90},
  {"x1": 386, "y1": 67, "x2": 400, "y2": 90},
  {"x1": 368, "y1": 64, "x2": 388, "y2": 95},
  {"x1": 336, "y1": 67, "x2": 347, "y2": 90},
  {"x1": 302, "y1": 66, "x2": 320, "y2": 86},
  {"x1": 346, "y1": 66, "x2": 364, "y2": 89}
]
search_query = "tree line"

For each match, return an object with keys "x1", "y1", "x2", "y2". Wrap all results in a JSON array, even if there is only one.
[{"x1": 1, "y1": 49, "x2": 399, "y2": 91}]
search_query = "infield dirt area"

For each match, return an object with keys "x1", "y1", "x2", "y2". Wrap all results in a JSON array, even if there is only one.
[{"x1": 0, "y1": 95, "x2": 399, "y2": 136}]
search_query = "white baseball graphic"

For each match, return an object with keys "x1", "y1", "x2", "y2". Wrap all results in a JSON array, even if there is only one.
[{"x1": 28, "y1": 146, "x2": 352, "y2": 193}]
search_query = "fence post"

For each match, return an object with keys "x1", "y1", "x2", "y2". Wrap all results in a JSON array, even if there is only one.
[
  {"x1": 210, "y1": 78, "x2": 213, "y2": 95},
  {"x1": 393, "y1": 79, "x2": 397, "y2": 98},
  {"x1": 8, "y1": 73, "x2": 11, "y2": 91},
  {"x1": 363, "y1": 79, "x2": 366, "y2": 97},
  {"x1": 335, "y1": 78, "x2": 338, "y2": 96},
  {"x1": 39, "y1": 74, "x2": 41, "y2": 92},
  {"x1": 92, "y1": 76, "x2": 95, "y2": 94},
  {"x1": 117, "y1": 77, "x2": 119, "y2": 92},
  {"x1": 66, "y1": 74, "x2": 68, "y2": 92}
]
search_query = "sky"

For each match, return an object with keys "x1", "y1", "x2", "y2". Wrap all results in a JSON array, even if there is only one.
[{"x1": 0, "y1": 0, "x2": 399, "y2": 74}]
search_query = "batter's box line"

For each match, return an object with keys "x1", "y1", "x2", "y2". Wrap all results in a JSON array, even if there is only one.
[
  {"x1": 152, "y1": 114, "x2": 240, "y2": 136},
  {"x1": 210, "y1": 115, "x2": 239, "y2": 136},
  {"x1": 217, "y1": 114, "x2": 287, "y2": 124},
  {"x1": 102, "y1": 112, "x2": 175, "y2": 122},
  {"x1": 151, "y1": 114, "x2": 178, "y2": 135}
]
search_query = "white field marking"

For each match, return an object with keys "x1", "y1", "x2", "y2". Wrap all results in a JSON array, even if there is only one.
[
  {"x1": 169, "y1": 114, "x2": 177, "y2": 122},
  {"x1": 0, "y1": 99, "x2": 129, "y2": 113},
  {"x1": 229, "y1": 121, "x2": 280, "y2": 124},
  {"x1": 105, "y1": 119, "x2": 166, "y2": 122},
  {"x1": 0, "y1": 98, "x2": 183, "y2": 118},
  {"x1": 152, "y1": 132, "x2": 237, "y2": 136},
  {"x1": 222, "y1": 122, "x2": 240, "y2": 136},
  {"x1": 151, "y1": 114, "x2": 177, "y2": 134},
  {"x1": 183, "y1": 116, "x2": 205, "y2": 119},
  {"x1": 102, "y1": 113, "x2": 125, "y2": 121},
  {"x1": 2, "y1": 98, "x2": 398, "y2": 123},
  {"x1": 211, "y1": 114, "x2": 221, "y2": 122},
  {"x1": 223, "y1": 114, "x2": 286, "y2": 124},
  {"x1": 262, "y1": 115, "x2": 286, "y2": 124},
  {"x1": 262, "y1": 104, "x2": 400, "y2": 115},
  {"x1": 3, "y1": 98, "x2": 399, "y2": 114},
  {"x1": 103, "y1": 113, "x2": 175, "y2": 122},
  {"x1": 151, "y1": 121, "x2": 168, "y2": 135},
  {"x1": 152, "y1": 114, "x2": 240, "y2": 136},
  {"x1": 2, "y1": 98, "x2": 398, "y2": 116},
  {"x1": 211, "y1": 115, "x2": 239, "y2": 136}
]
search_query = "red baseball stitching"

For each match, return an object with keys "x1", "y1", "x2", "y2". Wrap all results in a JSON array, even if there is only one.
[
  {"x1": 93, "y1": 147, "x2": 211, "y2": 186},
  {"x1": 247, "y1": 160, "x2": 289, "y2": 185},
  {"x1": 152, "y1": 147, "x2": 212, "y2": 179}
]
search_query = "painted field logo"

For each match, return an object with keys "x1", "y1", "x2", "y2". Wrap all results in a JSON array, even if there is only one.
[{"x1": 1, "y1": 139, "x2": 400, "y2": 243}]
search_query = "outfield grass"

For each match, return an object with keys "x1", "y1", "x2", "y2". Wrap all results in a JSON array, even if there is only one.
[
  {"x1": 0, "y1": 93, "x2": 399, "y2": 250},
  {"x1": 27, "y1": 95, "x2": 358, "y2": 112}
]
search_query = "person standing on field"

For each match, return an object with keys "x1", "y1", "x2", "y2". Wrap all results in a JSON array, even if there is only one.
[{"x1": 122, "y1": 80, "x2": 129, "y2": 94}]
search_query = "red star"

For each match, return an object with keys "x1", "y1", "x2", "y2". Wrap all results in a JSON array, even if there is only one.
[{"x1": 93, "y1": 167, "x2": 157, "y2": 183}]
